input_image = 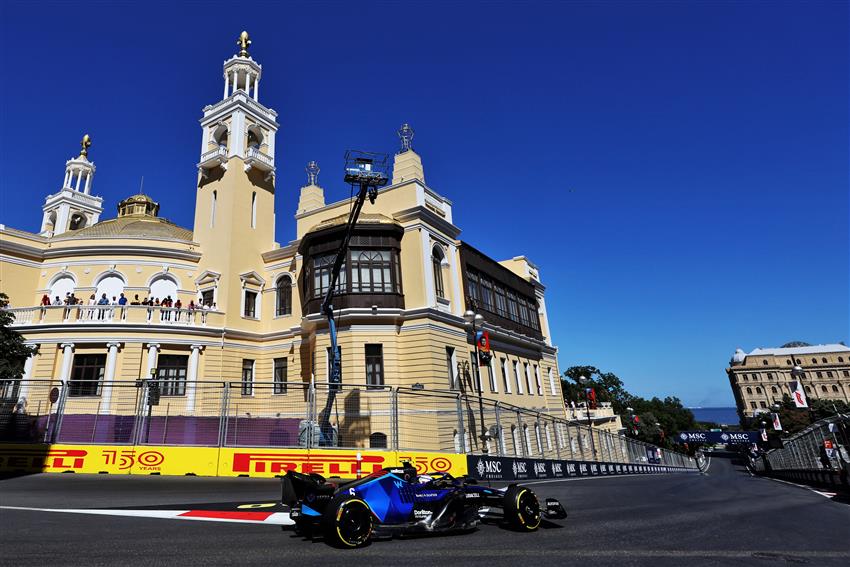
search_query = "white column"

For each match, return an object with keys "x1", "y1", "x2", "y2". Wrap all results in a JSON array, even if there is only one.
[
  {"x1": 145, "y1": 343, "x2": 160, "y2": 378},
  {"x1": 253, "y1": 77, "x2": 259, "y2": 101},
  {"x1": 223, "y1": 73, "x2": 230, "y2": 98},
  {"x1": 16, "y1": 346, "x2": 38, "y2": 403},
  {"x1": 55, "y1": 204, "x2": 71, "y2": 235},
  {"x1": 232, "y1": 69, "x2": 238, "y2": 92},
  {"x1": 84, "y1": 172, "x2": 92, "y2": 194},
  {"x1": 186, "y1": 344, "x2": 204, "y2": 413},
  {"x1": 246, "y1": 73, "x2": 252, "y2": 97},
  {"x1": 448, "y1": 243, "x2": 463, "y2": 316},
  {"x1": 421, "y1": 231, "x2": 436, "y2": 307},
  {"x1": 59, "y1": 343, "x2": 75, "y2": 383},
  {"x1": 101, "y1": 342, "x2": 121, "y2": 413},
  {"x1": 74, "y1": 169, "x2": 82, "y2": 191},
  {"x1": 63, "y1": 170, "x2": 70, "y2": 188}
]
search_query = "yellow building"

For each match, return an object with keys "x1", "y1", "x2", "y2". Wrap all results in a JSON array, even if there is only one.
[
  {"x1": 727, "y1": 342, "x2": 850, "y2": 418},
  {"x1": 0, "y1": 33, "x2": 567, "y2": 454}
]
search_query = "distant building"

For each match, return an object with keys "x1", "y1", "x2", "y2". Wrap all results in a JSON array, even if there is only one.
[{"x1": 727, "y1": 342, "x2": 850, "y2": 417}]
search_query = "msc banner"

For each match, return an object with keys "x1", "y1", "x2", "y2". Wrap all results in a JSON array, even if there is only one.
[
  {"x1": 676, "y1": 431, "x2": 760, "y2": 445},
  {"x1": 466, "y1": 455, "x2": 690, "y2": 481}
]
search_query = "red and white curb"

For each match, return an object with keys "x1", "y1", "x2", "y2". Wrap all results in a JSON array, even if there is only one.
[{"x1": 0, "y1": 505, "x2": 294, "y2": 525}]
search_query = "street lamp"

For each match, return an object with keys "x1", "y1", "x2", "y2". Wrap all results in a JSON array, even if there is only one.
[
  {"x1": 625, "y1": 406, "x2": 636, "y2": 436},
  {"x1": 463, "y1": 308, "x2": 490, "y2": 455},
  {"x1": 577, "y1": 375, "x2": 598, "y2": 460}
]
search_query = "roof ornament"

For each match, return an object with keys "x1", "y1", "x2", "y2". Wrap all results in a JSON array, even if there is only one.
[
  {"x1": 397, "y1": 123, "x2": 414, "y2": 153},
  {"x1": 79, "y1": 134, "x2": 91, "y2": 158},
  {"x1": 306, "y1": 161, "x2": 320, "y2": 185},
  {"x1": 237, "y1": 31, "x2": 251, "y2": 57}
]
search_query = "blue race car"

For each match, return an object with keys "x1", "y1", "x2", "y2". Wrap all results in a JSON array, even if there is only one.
[{"x1": 281, "y1": 462, "x2": 567, "y2": 547}]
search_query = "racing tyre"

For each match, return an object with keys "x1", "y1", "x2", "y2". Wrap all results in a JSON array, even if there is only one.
[
  {"x1": 321, "y1": 495, "x2": 373, "y2": 548},
  {"x1": 503, "y1": 485, "x2": 541, "y2": 531}
]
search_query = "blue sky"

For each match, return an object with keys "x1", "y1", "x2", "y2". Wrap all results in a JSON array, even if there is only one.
[{"x1": 1, "y1": 1, "x2": 847, "y2": 406}]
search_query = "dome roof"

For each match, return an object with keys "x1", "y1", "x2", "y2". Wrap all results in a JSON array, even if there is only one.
[
  {"x1": 781, "y1": 341, "x2": 811, "y2": 348},
  {"x1": 63, "y1": 216, "x2": 193, "y2": 241},
  {"x1": 118, "y1": 193, "x2": 160, "y2": 218},
  {"x1": 731, "y1": 348, "x2": 746, "y2": 364}
]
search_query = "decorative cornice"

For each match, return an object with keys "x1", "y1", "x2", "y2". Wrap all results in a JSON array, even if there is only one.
[
  {"x1": 394, "y1": 206, "x2": 461, "y2": 239},
  {"x1": 42, "y1": 245, "x2": 201, "y2": 262}
]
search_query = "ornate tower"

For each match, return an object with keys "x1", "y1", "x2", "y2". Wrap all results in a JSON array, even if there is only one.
[
  {"x1": 192, "y1": 32, "x2": 280, "y2": 320},
  {"x1": 40, "y1": 135, "x2": 104, "y2": 236}
]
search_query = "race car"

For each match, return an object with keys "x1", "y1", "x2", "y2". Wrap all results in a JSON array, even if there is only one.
[{"x1": 281, "y1": 462, "x2": 567, "y2": 547}]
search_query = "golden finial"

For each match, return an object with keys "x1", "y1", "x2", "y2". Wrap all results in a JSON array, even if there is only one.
[
  {"x1": 237, "y1": 31, "x2": 251, "y2": 57},
  {"x1": 79, "y1": 134, "x2": 91, "y2": 158}
]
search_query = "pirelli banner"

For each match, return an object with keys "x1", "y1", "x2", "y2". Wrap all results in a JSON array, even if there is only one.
[
  {"x1": 466, "y1": 455, "x2": 696, "y2": 481},
  {"x1": 0, "y1": 444, "x2": 467, "y2": 479}
]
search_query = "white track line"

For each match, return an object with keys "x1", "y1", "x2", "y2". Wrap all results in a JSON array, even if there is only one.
[
  {"x1": 756, "y1": 477, "x2": 838, "y2": 499},
  {"x1": 0, "y1": 505, "x2": 294, "y2": 525}
]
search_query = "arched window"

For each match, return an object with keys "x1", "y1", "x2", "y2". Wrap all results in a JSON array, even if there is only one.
[
  {"x1": 369, "y1": 432, "x2": 387, "y2": 448},
  {"x1": 351, "y1": 250, "x2": 393, "y2": 293},
  {"x1": 746, "y1": 387, "x2": 752, "y2": 394},
  {"x1": 246, "y1": 125, "x2": 264, "y2": 150},
  {"x1": 149, "y1": 275, "x2": 178, "y2": 302},
  {"x1": 49, "y1": 274, "x2": 76, "y2": 302},
  {"x1": 771, "y1": 386, "x2": 778, "y2": 394},
  {"x1": 762, "y1": 360, "x2": 768, "y2": 366},
  {"x1": 755, "y1": 387, "x2": 762, "y2": 394},
  {"x1": 811, "y1": 358, "x2": 817, "y2": 364},
  {"x1": 839, "y1": 357, "x2": 845, "y2": 363},
  {"x1": 212, "y1": 124, "x2": 228, "y2": 150},
  {"x1": 511, "y1": 426, "x2": 520, "y2": 457},
  {"x1": 95, "y1": 273, "x2": 126, "y2": 302},
  {"x1": 432, "y1": 245, "x2": 445, "y2": 299},
  {"x1": 821, "y1": 357, "x2": 828, "y2": 364},
  {"x1": 832, "y1": 385, "x2": 839, "y2": 393},
  {"x1": 276, "y1": 275, "x2": 292, "y2": 316},
  {"x1": 523, "y1": 424, "x2": 533, "y2": 456},
  {"x1": 821, "y1": 385, "x2": 828, "y2": 393},
  {"x1": 69, "y1": 213, "x2": 88, "y2": 231},
  {"x1": 250, "y1": 192, "x2": 257, "y2": 228}
]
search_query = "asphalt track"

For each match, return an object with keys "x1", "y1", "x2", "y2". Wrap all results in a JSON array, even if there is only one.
[{"x1": 1, "y1": 451, "x2": 849, "y2": 566}]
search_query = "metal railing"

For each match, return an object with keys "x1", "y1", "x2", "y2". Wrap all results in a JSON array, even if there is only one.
[
  {"x1": 5, "y1": 306, "x2": 220, "y2": 327},
  {"x1": 754, "y1": 414, "x2": 850, "y2": 473},
  {"x1": 0, "y1": 378, "x2": 696, "y2": 468}
]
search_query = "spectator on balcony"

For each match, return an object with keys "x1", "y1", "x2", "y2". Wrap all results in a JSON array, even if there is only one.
[
  {"x1": 131, "y1": 294, "x2": 141, "y2": 306},
  {"x1": 41, "y1": 294, "x2": 50, "y2": 306},
  {"x1": 188, "y1": 300, "x2": 196, "y2": 310},
  {"x1": 154, "y1": 298, "x2": 161, "y2": 307},
  {"x1": 211, "y1": 302, "x2": 218, "y2": 311},
  {"x1": 52, "y1": 296, "x2": 62, "y2": 306},
  {"x1": 174, "y1": 298, "x2": 182, "y2": 310},
  {"x1": 97, "y1": 294, "x2": 109, "y2": 306},
  {"x1": 118, "y1": 293, "x2": 128, "y2": 306},
  {"x1": 63, "y1": 292, "x2": 71, "y2": 305},
  {"x1": 141, "y1": 297, "x2": 150, "y2": 306}
]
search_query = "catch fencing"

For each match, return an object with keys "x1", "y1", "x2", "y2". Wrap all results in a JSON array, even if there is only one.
[
  {"x1": 0, "y1": 378, "x2": 695, "y2": 469},
  {"x1": 755, "y1": 414, "x2": 850, "y2": 472}
]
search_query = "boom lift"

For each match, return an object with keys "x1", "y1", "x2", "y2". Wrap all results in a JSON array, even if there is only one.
[{"x1": 316, "y1": 151, "x2": 389, "y2": 446}]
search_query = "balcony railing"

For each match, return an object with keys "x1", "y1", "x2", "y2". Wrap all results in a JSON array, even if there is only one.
[
  {"x1": 244, "y1": 146, "x2": 274, "y2": 176},
  {"x1": 4, "y1": 306, "x2": 223, "y2": 328}
]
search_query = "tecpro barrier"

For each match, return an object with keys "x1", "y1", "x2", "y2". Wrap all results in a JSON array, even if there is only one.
[{"x1": 0, "y1": 444, "x2": 468, "y2": 478}]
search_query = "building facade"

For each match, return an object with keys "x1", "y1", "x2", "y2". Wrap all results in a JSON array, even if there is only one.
[
  {"x1": 727, "y1": 343, "x2": 850, "y2": 417},
  {"x1": 0, "y1": 33, "x2": 568, "y2": 451}
]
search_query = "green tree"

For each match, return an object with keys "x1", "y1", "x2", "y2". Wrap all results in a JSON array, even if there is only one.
[
  {"x1": 562, "y1": 366, "x2": 697, "y2": 449},
  {"x1": 0, "y1": 293, "x2": 35, "y2": 382}
]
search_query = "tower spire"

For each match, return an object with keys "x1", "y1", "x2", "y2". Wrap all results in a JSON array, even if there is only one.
[
  {"x1": 237, "y1": 31, "x2": 251, "y2": 58},
  {"x1": 79, "y1": 134, "x2": 91, "y2": 158}
]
